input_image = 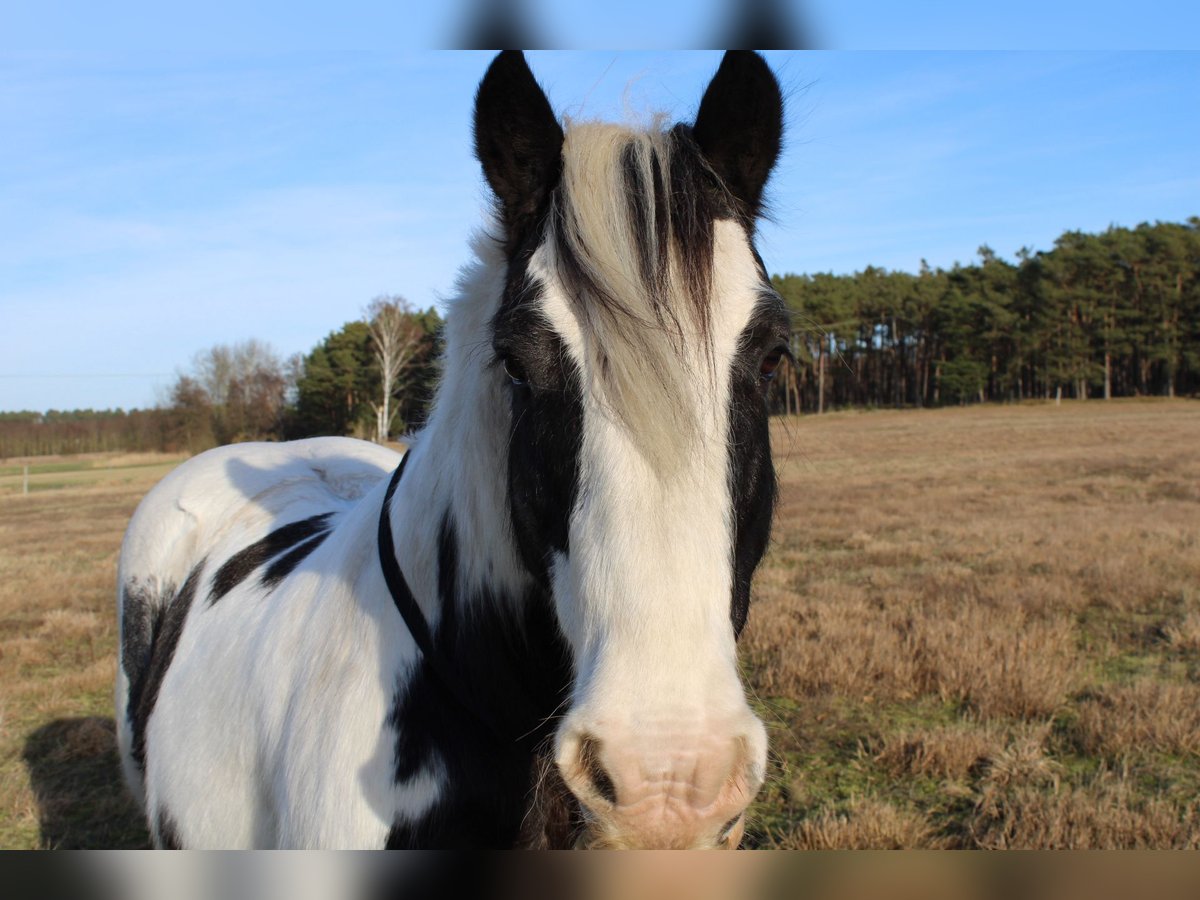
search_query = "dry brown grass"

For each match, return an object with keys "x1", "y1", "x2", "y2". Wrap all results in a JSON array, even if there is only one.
[
  {"x1": 1165, "y1": 612, "x2": 1200, "y2": 652},
  {"x1": 744, "y1": 588, "x2": 1082, "y2": 719},
  {"x1": 968, "y1": 768, "x2": 1200, "y2": 849},
  {"x1": 3, "y1": 401, "x2": 1200, "y2": 848},
  {"x1": 873, "y1": 721, "x2": 1010, "y2": 781},
  {"x1": 0, "y1": 457, "x2": 176, "y2": 848},
  {"x1": 744, "y1": 399, "x2": 1200, "y2": 848},
  {"x1": 771, "y1": 798, "x2": 950, "y2": 849},
  {"x1": 1075, "y1": 678, "x2": 1200, "y2": 758}
]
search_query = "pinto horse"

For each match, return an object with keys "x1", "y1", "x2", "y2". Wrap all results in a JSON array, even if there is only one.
[{"x1": 116, "y1": 50, "x2": 789, "y2": 849}]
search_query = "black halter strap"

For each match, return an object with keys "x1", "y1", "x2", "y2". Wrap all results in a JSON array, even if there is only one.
[{"x1": 377, "y1": 454, "x2": 520, "y2": 750}]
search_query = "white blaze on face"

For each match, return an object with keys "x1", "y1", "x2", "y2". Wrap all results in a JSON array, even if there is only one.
[{"x1": 530, "y1": 219, "x2": 770, "y2": 847}]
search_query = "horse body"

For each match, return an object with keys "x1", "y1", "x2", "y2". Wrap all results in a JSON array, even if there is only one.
[
  {"x1": 117, "y1": 51, "x2": 789, "y2": 849},
  {"x1": 117, "y1": 438, "x2": 408, "y2": 847}
]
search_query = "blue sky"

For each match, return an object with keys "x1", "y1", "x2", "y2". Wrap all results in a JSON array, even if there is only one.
[{"x1": 2, "y1": 45, "x2": 1198, "y2": 411}]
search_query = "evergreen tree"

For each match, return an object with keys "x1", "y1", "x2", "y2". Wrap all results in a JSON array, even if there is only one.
[{"x1": 767, "y1": 218, "x2": 1198, "y2": 413}]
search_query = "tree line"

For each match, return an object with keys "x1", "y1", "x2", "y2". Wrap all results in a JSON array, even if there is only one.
[
  {"x1": 0, "y1": 297, "x2": 442, "y2": 458},
  {"x1": 0, "y1": 408, "x2": 170, "y2": 458},
  {"x1": 768, "y1": 219, "x2": 1199, "y2": 413},
  {"x1": 3, "y1": 219, "x2": 1196, "y2": 458}
]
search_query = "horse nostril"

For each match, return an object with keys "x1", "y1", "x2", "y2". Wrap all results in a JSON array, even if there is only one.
[
  {"x1": 577, "y1": 734, "x2": 618, "y2": 805},
  {"x1": 718, "y1": 814, "x2": 743, "y2": 847}
]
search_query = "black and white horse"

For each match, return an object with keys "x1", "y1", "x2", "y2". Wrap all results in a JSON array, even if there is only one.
[{"x1": 116, "y1": 50, "x2": 789, "y2": 849}]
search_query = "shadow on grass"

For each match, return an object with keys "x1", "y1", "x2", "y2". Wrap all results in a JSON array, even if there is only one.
[{"x1": 22, "y1": 717, "x2": 149, "y2": 849}]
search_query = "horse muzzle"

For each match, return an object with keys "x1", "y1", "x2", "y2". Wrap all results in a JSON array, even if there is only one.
[{"x1": 552, "y1": 718, "x2": 765, "y2": 850}]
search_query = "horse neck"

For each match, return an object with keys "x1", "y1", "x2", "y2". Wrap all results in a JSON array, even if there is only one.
[
  {"x1": 380, "y1": 248, "x2": 571, "y2": 775},
  {"x1": 384, "y1": 245, "x2": 536, "y2": 639}
]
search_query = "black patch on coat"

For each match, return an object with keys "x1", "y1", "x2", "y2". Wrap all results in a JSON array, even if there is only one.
[
  {"x1": 385, "y1": 513, "x2": 572, "y2": 848},
  {"x1": 492, "y1": 277, "x2": 585, "y2": 584},
  {"x1": 157, "y1": 807, "x2": 182, "y2": 849},
  {"x1": 127, "y1": 559, "x2": 206, "y2": 772},
  {"x1": 208, "y1": 513, "x2": 333, "y2": 605},
  {"x1": 261, "y1": 529, "x2": 333, "y2": 590},
  {"x1": 121, "y1": 578, "x2": 164, "y2": 688},
  {"x1": 475, "y1": 57, "x2": 579, "y2": 568},
  {"x1": 727, "y1": 291, "x2": 790, "y2": 636}
]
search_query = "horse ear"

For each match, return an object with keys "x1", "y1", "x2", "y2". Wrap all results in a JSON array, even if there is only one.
[
  {"x1": 473, "y1": 51, "x2": 564, "y2": 246},
  {"x1": 692, "y1": 51, "x2": 783, "y2": 223}
]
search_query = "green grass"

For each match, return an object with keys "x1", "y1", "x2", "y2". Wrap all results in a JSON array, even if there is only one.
[{"x1": 745, "y1": 694, "x2": 972, "y2": 847}]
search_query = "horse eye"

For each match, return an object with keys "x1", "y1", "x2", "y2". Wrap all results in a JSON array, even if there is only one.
[
  {"x1": 502, "y1": 356, "x2": 528, "y2": 387},
  {"x1": 760, "y1": 347, "x2": 785, "y2": 381}
]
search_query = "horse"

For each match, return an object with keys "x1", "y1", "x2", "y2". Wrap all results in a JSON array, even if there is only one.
[{"x1": 115, "y1": 50, "x2": 789, "y2": 849}]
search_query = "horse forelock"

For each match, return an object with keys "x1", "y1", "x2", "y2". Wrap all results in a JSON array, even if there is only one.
[{"x1": 538, "y1": 119, "x2": 739, "y2": 473}]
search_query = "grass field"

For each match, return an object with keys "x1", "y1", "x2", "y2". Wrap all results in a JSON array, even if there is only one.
[
  {"x1": 0, "y1": 453, "x2": 184, "y2": 496},
  {"x1": 743, "y1": 399, "x2": 1200, "y2": 847},
  {"x1": 0, "y1": 454, "x2": 188, "y2": 848},
  {"x1": 1, "y1": 401, "x2": 1198, "y2": 848}
]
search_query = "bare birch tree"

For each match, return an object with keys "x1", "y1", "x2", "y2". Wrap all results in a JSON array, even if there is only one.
[{"x1": 364, "y1": 295, "x2": 423, "y2": 443}]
